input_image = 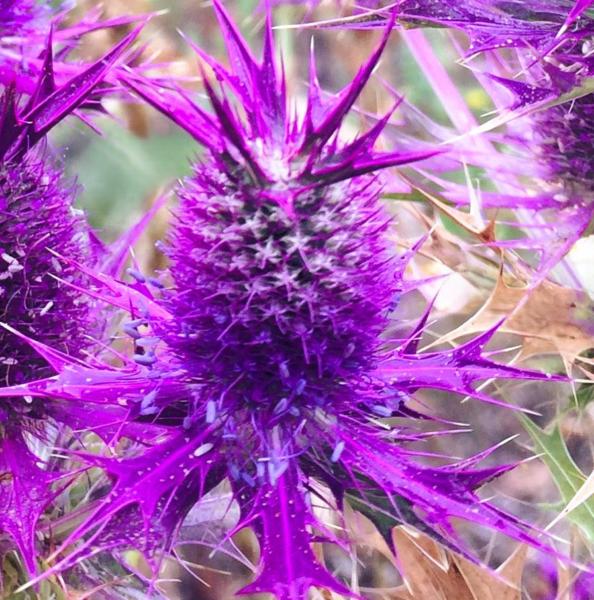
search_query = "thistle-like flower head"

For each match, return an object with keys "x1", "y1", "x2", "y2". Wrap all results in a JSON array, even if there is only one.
[
  {"x1": 0, "y1": 137, "x2": 93, "y2": 434},
  {"x1": 0, "y1": 27, "x2": 141, "y2": 575},
  {"x1": 485, "y1": 3, "x2": 594, "y2": 203},
  {"x1": 531, "y1": 93, "x2": 594, "y2": 199},
  {"x1": 4, "y1": 4, "x2": 570, "y2": 597}
]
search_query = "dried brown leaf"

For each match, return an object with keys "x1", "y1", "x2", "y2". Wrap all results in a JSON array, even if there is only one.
[
  {"x1": 391, "y1": 527, "x2": 473, "y2": 600},
  {"x1": 428, "y1": 270, "x2": 594, "y2": 361},
  {"x1": 344, "y1": 503, "x2": 395, "y2": 563},
  {"x1": 390, "y1": 527, "x2": 527, "y2": 600},
  {"x1": 404, "y1": 179, "x2": 499, "y2": 244},
  {"x1": 452, "y1": 545, "x2": 527, "y2": 600}
]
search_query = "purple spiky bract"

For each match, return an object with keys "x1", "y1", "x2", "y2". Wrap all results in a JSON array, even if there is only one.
[
  {"x1": 297, "y1": 1, "x2": 594, "y2": 56},
  {"x1": 398, "y1": 0, "x2": 594, "y2": 55},
  {"x1": 1, "y1": 3, "x2": 572, "y2": 597},
  {"x1": 284, "y1": 0, "x2": 594, "y2": 196}
]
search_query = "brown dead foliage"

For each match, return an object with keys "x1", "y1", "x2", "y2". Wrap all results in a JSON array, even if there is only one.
[
  {"x1": 427, "y1": 270, "x2": 594, "y2": 363},
  {"x1": 388, "y1": 526, "x2": 526, "y2": 600}
]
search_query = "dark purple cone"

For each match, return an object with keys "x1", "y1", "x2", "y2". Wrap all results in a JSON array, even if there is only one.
[
  {"x1": 165, "y1": 162, "x2": 397, "y2": 426},
  {"x1": 535, "y1": 96, "x2": 594, "y2": 194},
  {"x1": 0, "y1": 152, "x2": 93, "y2": 390}
]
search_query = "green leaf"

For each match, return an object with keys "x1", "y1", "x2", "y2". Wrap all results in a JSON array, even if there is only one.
[
  {"x1": 520, "y1": 416, "x2": 594, "y2": 542},
  {"x1": 575, "y1": 384, "x2": 594, "y2": 410}
]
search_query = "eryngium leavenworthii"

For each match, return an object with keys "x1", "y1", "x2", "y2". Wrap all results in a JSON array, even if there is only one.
[
  {"x1": 165, "y1": 151, "x2": 397, "y2": 422},
  {"x1": 521, "y1": 31, "x2": 594, "y2": 202},
  {"x1": 9, "y1": 3, "x2": 566, "y2": 597},
  {"x1": 533, "y1": 93, "x2": 594, "y2": 198},
  {"x1": 0, "y1": 146, "x2": 93, "y2": 575},
  {"x1": 0, "y1": 28, "x2": 141, "y2": 575},
  {"x1": 0, "y1": 153, "x2": 92, "y2": 388}
]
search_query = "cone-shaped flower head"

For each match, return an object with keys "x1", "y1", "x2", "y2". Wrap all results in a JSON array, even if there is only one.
[
  {"x1": 486, "y1": 3, "x2": 594, "y2": 204},
  {"x1": 0, "y1": 28, "x2": 142, "y2": 575},
  {"x1": 532, "y1": 93, "x2": 594, "y2": 199},
  {"x1": 6, "y1": 4, "x2": 568, "y2": 597},
  {"x1": 0, "y1": 111, "x2": 91, "y2": 392},
  {"x1": 162, "y1": 72, "x2": 403, "y2": 440}
]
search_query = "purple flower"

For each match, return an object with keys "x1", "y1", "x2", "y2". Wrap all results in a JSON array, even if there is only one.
[
  {"x1": 0, "y1": 0, "x2": 46, "y2": 38},
  {"x1": 486, "y1": 5, "x2": 594, "y2": 204},
  {"x1": 0, "y1": 28, "x2": 141, "y2": 575},
  {"x1": 531, "y1": 94, "x2": 594, "y2": 198},
  {"x1": 3, "y1": 3, "x2": 569, "y2": 597},
  {"x1": 0, "y1": 128, "x2": 92, "y2": 387}
]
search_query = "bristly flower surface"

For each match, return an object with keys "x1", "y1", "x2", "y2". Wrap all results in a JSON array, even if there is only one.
[
  {"x1": 476, "y1": 3, "x2": 594, "y2": 206},
  {"x1": 3, "y1": 3, "x2": 570, "y2": 597},
  {"x1": 0, "y1": 28, "x2": 142, "y2": 575},
  {"x1": 531, "y1": 92, "x2": 594, "y2": 197}
]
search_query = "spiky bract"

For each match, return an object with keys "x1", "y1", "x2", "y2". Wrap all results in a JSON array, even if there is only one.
[
  {"x1": 398, "y1": 0, "x2": 594, "y2": 55},
  {"x1": 295, "y1": 1, "x2": 594, "y2": 58}
]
